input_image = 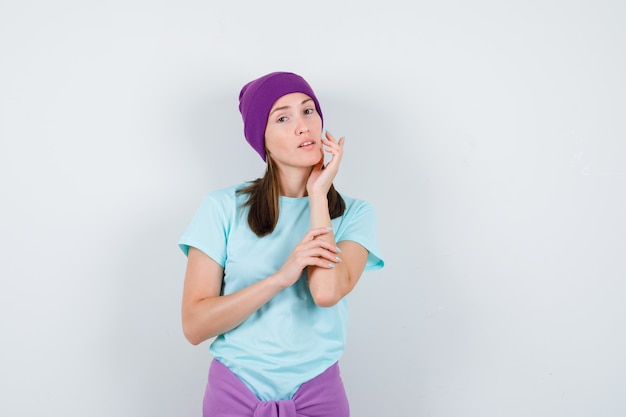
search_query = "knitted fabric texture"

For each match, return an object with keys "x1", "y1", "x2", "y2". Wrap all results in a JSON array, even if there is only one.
[{"x1": 238, "y1": 72, "x2": 323, "y2": 161}]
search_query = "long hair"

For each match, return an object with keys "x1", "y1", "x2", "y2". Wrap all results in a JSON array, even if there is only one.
[{"x1": 237, "y1": 156, "x2": 346, "y2": 237}]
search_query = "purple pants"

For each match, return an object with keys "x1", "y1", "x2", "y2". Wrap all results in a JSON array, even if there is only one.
[{"x1": 202, "y1": 359, "x2": 350, "y2": 417}]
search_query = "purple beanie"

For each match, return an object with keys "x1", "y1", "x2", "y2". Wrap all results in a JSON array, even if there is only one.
[{"x1": 238, "y1": 71, "x2": 324, "y2": 161}]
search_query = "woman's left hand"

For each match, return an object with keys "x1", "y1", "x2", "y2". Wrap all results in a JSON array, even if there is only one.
[{"x1": 306, "y1": 131, "x2": 344, "y2": 197}]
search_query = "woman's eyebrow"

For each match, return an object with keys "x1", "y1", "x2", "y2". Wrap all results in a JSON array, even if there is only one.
[{"x1": 269, "y1": 99, "x2": 314, "y2": 116}]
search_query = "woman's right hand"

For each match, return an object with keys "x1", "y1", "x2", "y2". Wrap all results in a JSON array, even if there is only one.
[{"x1": 273, "y1": 227, "x2": 340, "y2": 288}]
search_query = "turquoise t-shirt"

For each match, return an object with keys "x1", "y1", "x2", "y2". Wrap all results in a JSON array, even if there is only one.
[{"x1": 178, "y1": 183, "x2": 384, "y2": 400}]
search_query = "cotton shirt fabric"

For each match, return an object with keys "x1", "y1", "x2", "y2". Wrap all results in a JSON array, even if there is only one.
[{"x1": 179, "y1": 183, "x2": 384, "y2": 401}]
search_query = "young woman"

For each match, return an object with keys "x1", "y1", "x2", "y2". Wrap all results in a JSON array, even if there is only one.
[{"x1": 178, "y1": 71, "x2": 384, "y2": 416}]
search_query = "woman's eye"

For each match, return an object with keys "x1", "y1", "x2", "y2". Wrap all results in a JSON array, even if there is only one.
[
  {"x1": 277, "y1": 116, "x2": 288, "y2": 123},
  {"x1": 304, "y1": 108, "x2": 315, "y2": 115}
]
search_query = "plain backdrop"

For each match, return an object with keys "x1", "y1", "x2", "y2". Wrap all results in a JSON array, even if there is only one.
[{"x1": 1, "y1": 1, "x2": 625, "y2": 416}]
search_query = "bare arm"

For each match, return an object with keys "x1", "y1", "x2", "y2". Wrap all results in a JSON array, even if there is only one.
[
  {"x1": 181, "y1": 227, "x2": 338, "y2": 345},
  {"x1": 307, "y1": 196, "x2": 369, "y2": 307},
  {"x1": 181, "y1": 247, "x2": 284, "y2": 345},
  {"x1": 305, "y1": 131, "x2": 369, "y2": 307}
]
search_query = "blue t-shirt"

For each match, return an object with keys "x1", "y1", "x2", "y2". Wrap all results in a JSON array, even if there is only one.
[{"x1": 178, "y1": 183, "x2": 384, "y2": 400}]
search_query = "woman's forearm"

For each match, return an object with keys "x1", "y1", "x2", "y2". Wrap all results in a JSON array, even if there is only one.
[
  {"x1": 183, "y1": 271, "x2": 285, "y2": 345},
  {"x1": 307, "y1": 195, "x2": 351, "y2": 307}
]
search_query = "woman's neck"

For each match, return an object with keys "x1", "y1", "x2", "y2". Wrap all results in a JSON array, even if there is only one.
[{"x1": 277, "y1": 166, "x2": 311, "y2": 198}]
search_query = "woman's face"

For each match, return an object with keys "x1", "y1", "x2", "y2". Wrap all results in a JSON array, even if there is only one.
[{"x1": 264, "y1": 92, "x2": 323, "y2": 170}]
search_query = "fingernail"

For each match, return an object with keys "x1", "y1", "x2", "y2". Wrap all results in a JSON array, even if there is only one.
[
  {"x1": 328, "y1": 263, "x2": 335, "y2": 268},
  {"x1": 336, "y1": 246, "x2": 342, "y2": 253},
  {"x1": 335, "y1": 256, "x2": 342, "y2": 262},
  {"x1": 325, "y1": 226, "x2": 333, "y2": 231}
]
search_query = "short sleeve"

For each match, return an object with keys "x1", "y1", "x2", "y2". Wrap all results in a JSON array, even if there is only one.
[
  {"x1": 178, "y1": 192, "x2": 232, "y2": 267},
  {"x1": 334, "y1": 200, "x2": 384, "y2": 271}
]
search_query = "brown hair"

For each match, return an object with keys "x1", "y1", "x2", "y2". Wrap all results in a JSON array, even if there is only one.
[{"x1": 237, "y1": 156, "x2": 346, "y2": 237}]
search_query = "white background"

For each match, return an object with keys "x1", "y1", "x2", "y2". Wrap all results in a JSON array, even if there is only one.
[{"x1": 1, "y1": 1, "x2": 625, "y2": 416}]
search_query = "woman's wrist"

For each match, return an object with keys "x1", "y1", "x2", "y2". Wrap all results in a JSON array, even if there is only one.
[
  {"x1": 308, "y1": 192, "x2": 328, "y2": 206},
  {"x1": 309, "y1": 194, "x2": 331, "y2": 229},
  {"x1": 267, "y1": 270, "x2": 291, "y2": 291}
]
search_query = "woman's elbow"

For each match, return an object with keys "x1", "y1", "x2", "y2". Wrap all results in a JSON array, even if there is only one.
[
  {"x1": 309, "y1": 272, "x2": 353, "y2": 307},
  {"x1": 311, "y1": 288, "x2": 343, "y2": 307},
  {"x1": 183, "y1": 327, "x2": 200, "y2": 345},
  {"x1": 182, "y1": 318, "x2": 207, "y2": 345},
  {"x1": 185, "y1": 334, "x2": 203, "y2": 346}
]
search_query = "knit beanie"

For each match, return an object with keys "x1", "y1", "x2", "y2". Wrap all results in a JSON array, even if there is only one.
[{"x1": 238, "y1": 71, "x2": 323, "y2": 161}]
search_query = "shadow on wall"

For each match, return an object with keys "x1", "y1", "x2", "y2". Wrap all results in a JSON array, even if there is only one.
[{"x1": 182, "y1": 90, "x2": 265, "y2": 189}]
